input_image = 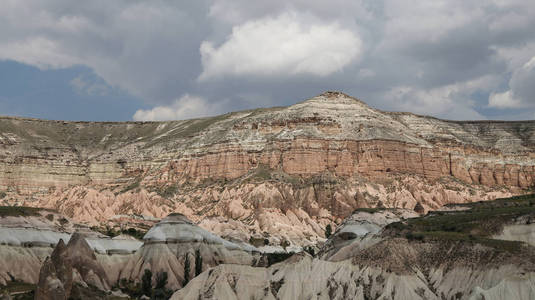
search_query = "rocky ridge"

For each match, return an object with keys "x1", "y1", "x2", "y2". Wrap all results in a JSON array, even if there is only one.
[{"x1": 1, "y1": 92, "x2": 534, "y2": 246}]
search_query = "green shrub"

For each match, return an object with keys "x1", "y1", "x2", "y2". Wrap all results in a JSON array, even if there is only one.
[
  {"x1": 183, "y1": 254, "x2": 190, "y2": 286},
  {"x1": 121, "y1": 228, "x2": 146, "y2": 240},
  {"x1": 266, "y1": 252, "x2": 294, "y2": 266},
  {"x1": 0, "y1": 206, "x2": 41, "y2": 217},
  {"x1": 325, "y1": 224, "x2": 332, "y2": 238},
  {"x1": 141, "y1": 269, "x2": 152, "y2": 297},
  {"x1": 195, "y1": 249, "x2": 203, "y2": 277}
]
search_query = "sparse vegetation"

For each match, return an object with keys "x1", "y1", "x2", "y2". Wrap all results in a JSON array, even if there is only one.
[
  {"x1": 385, "y1": 194, "x2": 535, "y2": 253},
  {"x1": 119, "y1": 179, "x2": 141, "y2": 194},
  {"x1": 141, "y1": 269, "x2": 152, "y2": 297},
  {"x1": 325, "y1": 224, "x2": 332, "y2": 238},
  {"x1": 352, "y1": 207, "x2": 387, "y2": 214},
  {"x1": 266, "y1": 252, "x2": 295, "y2": 266},
  {"x1": 117, "y1": 269, "x2": 172, "y2": 299},
  {"x1": 249, "y1": 236, "x2": 270, "y2": 247},
  {"x1": 183, "y1": 254, "x2": 191, "y2": 286},
  {"x1": 0, "y1": 280, "x2": 35, "y2": 299},
  {"x1": 156, "y1": 185, "x2": 179, "y2": 198},
  {"x1": 195, "y1": 249, "x2": 203, "y2": 277},
  {"x1": 122, "y1": 227, "x2": 147, "y2": 240},
  {"x1": 303, "y1": 246, "x2": 315, "y2": 256},
  {"x1": 0, "y1": 206, "x2": 43, "y2": 217},
  {"x1": 250, "y1": 165, "x2": 272, "y2": 181},
  {"x1": 91, "y1": 226, "x2": 147, "y2": 240},
  {"x1": 0, "y1": 191, "x2": 6, "y2": 199}
]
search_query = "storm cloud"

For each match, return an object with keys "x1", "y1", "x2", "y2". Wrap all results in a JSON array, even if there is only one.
[{"x1": 0, "y1": 0, "x2": 534, "y2": 121}]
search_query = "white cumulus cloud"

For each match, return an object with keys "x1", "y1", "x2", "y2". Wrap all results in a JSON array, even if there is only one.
[
  {"x1": 199, "y1": 12, "x2": 362, "y2": 80},
  {"x1": 488, "y1": 90, "x2": 524, "y2": 108},
  {"x1": 489, "y1": 55, "x2": 535, "y2": 109},
  {"x1": 133, "y1": 94, "x2": 223, "y2": 121}
]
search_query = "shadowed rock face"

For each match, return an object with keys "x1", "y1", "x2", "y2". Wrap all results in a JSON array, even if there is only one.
[
  {"x1": 1, "y1": 92, "x2": 534, "y2": 246},
  {"x1": 35, "y1": 240, "x2": 72, "y2": 300},
  {"x1": 35, "y1": 233, "x2": 110, "y2": 300}
]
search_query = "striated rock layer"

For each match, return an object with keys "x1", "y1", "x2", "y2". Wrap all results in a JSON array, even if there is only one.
[
  {"x1": 0, "y1": 207, "x2": 141, "y2": 286},
  {"x1": 1, "y1": 92, "x2": 535, "y2": 245},
  {"x1": 118, "y1": 213, "x2": 260, "y2": 290}
]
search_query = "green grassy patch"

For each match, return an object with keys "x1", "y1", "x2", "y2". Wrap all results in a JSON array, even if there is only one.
[
  {"x1": 352, "y1": 207, "x2": 388, "y2": 214},
  {"x1": 0, "y1": 206, "x2": 44, "y2": 217},
  {"x1": 0, "y1": 281, "x2": 36, "y2": 299},
  {"x1": 385, "y1": 194, "x2": 535, "y2": 253}
]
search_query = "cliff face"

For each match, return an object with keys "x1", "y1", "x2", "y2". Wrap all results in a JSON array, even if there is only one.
[{"x1": 1, "y1": 92, "x2": 535, "y2": 246}]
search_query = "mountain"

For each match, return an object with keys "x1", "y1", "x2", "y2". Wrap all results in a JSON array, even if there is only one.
[{"x1": 1, "y1": 91, "x2": 534, "y2": 248}]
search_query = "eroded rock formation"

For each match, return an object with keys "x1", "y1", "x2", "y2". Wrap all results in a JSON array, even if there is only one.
[
  {"x1": 119, "y1": 213, "x2": 260, "y2": 290},
  {"x1": 0, "y1": 208, "x2": 141, "y2": 286},
  {"x1": 1, "y1": 92, "x2": 534, "y2": 246},
  {"x1": 35, "y1": 233, "x2": 110, "y2": 300},
  {"x1": 173, "y1": 198, "x2": 535, "y2": 300}
]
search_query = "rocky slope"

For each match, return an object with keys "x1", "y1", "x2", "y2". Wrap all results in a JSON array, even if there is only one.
[
  {"x1": 118, "y1": 213, "x2": 260, "y2": 290},
  {"x1": 1, "y1": 91, "x2": 534, "y2": 246},
  {"x1": 173, "y1": 195, "x2": 535, "y2": 300}
]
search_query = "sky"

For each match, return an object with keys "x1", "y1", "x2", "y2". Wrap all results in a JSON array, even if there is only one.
[{"x1": 0, "y1": 0, "x2": 534, "y2": 121}]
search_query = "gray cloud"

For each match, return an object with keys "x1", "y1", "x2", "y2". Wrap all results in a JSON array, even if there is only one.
[{"x1": 0, "y1": 0, "x2": 534, "y2": 121}]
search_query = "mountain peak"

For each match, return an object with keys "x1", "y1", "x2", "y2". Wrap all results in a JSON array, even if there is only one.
[{"x1": 303, "y1": 91, "x2": 370, "y2": 107}]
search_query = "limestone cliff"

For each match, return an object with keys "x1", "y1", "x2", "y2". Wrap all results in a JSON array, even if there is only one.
[{"x1": 1, "y1": 92, "x2": 534, "y2": 246}]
